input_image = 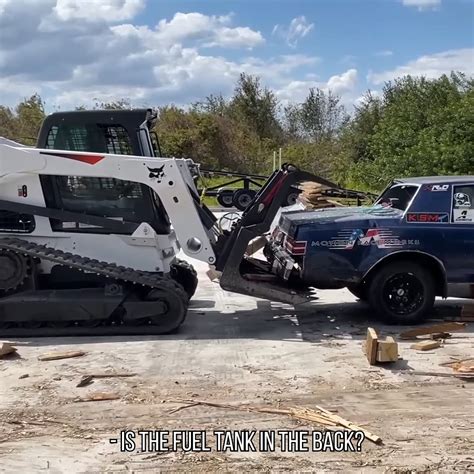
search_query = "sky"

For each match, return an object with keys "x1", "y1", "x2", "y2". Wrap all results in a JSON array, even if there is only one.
[{"x1": 0, "y1": 0, "x2": 473, "y2": 111}]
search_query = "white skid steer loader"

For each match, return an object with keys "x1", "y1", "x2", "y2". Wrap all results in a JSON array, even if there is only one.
[{"x1": 0, "y1": 109, "x2": 336, "y2": 336}]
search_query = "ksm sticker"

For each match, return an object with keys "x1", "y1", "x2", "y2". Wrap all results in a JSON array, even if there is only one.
[{"x1": 406, "y1": 213, "x2": 449, "y2": 223}]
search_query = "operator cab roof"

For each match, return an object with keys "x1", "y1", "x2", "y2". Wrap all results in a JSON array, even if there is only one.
[{"x1": 394, "y1": 176, "x2": 473, "y2": 184}]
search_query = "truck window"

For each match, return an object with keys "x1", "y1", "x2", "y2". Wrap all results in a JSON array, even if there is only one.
[
  {"x1": 452, "y1": 185, "x2": 474, "y2": 223},
  {"x1": 375, "y1": 184, "x2": 418, "y2": 211}
]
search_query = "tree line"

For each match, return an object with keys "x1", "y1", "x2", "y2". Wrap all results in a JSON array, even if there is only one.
[{"x1": 0, "y1": 71, "x2": 472, "y2": 192}]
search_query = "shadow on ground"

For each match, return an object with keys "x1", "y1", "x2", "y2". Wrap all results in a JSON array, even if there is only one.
[{"x1": 7, "y1": 297, "x2": 471, "y2": 347}]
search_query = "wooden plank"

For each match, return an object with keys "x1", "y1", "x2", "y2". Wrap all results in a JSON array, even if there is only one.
[
  {"x1": 85, "y1": 372, "x2": 136, "y2": 379},
  {"x1": 399, "y1": 322, "x2": 466, "y2": 339},
  {"x1": 168, "y1": 398, "x2": 383, "y2": 444},
  {"x1": 440, "y1": 357, "x2": 474, "y2": 367},
  {"x1": 410, "y1": 340, "x2": 441, "y2": 351},
  {"x1": 315, "y1": 405, "x2": 382, "y2": 445},
  {"x1": 366, "y1": 327, "x2": 378, "y2": 365},
  {"x1": 38, "y1": 350, "x2": 86, "y2": 361},
  {"x1": 0, "y1": 343, "x2": 17, "y2": 358},
  {"x1": 376, "y1": 337, "x2": 398, "y2": 362}
]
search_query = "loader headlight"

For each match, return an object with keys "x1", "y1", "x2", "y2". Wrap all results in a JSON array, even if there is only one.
[{"x1": 187, "y1": 237, "x2": 202, "y2": 253}]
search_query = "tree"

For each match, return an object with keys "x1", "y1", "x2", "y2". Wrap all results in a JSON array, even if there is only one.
[
  {"x1": 284, "y1": 88, "x2": 349, "y2": 143},
  {"x1": 352, "y1": 73, "x2": 473, "y2": 190},
  {"x1": 229, "y1": 73, "x2": 282, "y2": 142},
  {"x1": 0, "y1": 94, "x2": 45, "y2": 145}
]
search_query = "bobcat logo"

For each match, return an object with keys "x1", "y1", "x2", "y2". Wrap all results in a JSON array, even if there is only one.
[{"x1": 147, "y1": 165, "x2": 165, "y2": 180}]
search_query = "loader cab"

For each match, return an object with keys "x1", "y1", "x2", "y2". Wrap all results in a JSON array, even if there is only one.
[{"x1": 36, "y1": 109, "x2": 171, "y2": 235}]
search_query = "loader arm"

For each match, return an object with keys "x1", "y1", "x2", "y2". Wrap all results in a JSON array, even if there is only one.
[
  {"x1": 0, "y1": 144, "x2": 217, "y2": 264},
  {"x1": 216, "y1": 164, "x2": 338, "y2": 304}
]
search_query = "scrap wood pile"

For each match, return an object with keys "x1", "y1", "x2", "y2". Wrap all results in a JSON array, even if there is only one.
[
  {"x1": 168, "y1": 398, "x2": 382, "y2": 445},
  {"x1": 298, "y1": 182, "x2": 342, "y2": 209},
  {"x1": 440, "y1": 358, "x2": 474, "y2": 377}
]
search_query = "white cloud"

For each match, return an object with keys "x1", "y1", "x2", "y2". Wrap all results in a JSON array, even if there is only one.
[
  {"x1": 327, "y1": 69, "x2": 358, "y2": 95},
  {"x1": 54, "y1": 0, "x2": 144, "y2": 22},
  {"x1": 368, "y1": 48, "x2": 474, "y2": 85},
  {"x1": 276, "y1": 69, "x2": 359, "y2": 106},
  {"x1": 273, "y1": 15, "x2": 314, "y2": 47},
  {"x1": 112, "y1": 12, "x2": 264, "y2": 49},
  {"x1": 0, "y1": 1, "x2": 357, "y2": 110},
  {"x1": 402, "y1": 0, "x2": 441, "y2": 10}
]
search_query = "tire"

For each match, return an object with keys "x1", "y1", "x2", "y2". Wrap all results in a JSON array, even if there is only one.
[
  {"x1": 368, "y1": 261, "x2": 435, "y2": 324},
  {"x1": 217, "y1": 190, "x2": 234, "y2": 208},
  {"x1": 170, "y1": 259, "x2": 198, "y2": 299},
  {"x1": 232, "y1": 189, "x2": 257, "y2": 211},
  {"x1": 284, "y1": 189, "x2": 300, "y2": 206},
  {"x1": 347, "y1": 283, "x2": 368, "y2": 301}
]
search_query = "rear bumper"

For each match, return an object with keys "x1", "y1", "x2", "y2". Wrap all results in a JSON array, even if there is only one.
[{"x1": 265, "y1": 240, "x2": 299, "y2": 281}]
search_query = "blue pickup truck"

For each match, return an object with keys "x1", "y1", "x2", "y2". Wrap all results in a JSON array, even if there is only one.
[{"x1": 266, "y1": 176, "x2": 474, "y2": 323}]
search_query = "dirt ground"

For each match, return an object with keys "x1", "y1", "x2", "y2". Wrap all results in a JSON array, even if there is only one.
[{"x1": 0, "y1": 255, "x2": 473, "y2": 473}]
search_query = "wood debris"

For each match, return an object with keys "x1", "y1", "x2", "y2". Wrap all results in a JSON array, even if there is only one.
[
  {"x1": 76, "y1": 372, "x2": 135, "y2": 387},
  {"x1": 206, "y1": 266, "x2": 221, "y2": 282},
  {"x1": 298, "y1": 182, "x2": 335, "y2": 209},
  {"x1": 430, "y1": 332, "x2": 451, "y2": 340},
  {"x1": 366, "y1": 328, "x2": 398, "y2": 364},
  {"x1": 0, "y1": 342, "x2": 17, "y2": 358},
  {"x1": 168, "y1": 398, "x2": 382, "y2": 445},
  {"x1": 410, "y1": 340, "x2": 441, "y2": 351},
  {"x1": 366, "y1": 328, "x2": 378, "y2": 365},
  {"x1": 399, "y1": 322, "x2": 466, "y2": 339},
  {"x1": 377, "y1": 336, "x2": 398, "y2": 363},
  {"x1": 402, "y1": 370, "x2": 474, "y2": 380},
  {"x1": 84, "y1": 372, "x2": 136, "y2": 379},
  {"x1": 38, "y1": 350, "x2": 86, "y2": 361},
  {"x1": 74, "y1": 392, "x2": 120, "y2": 402},
  {"x1": 76, "y1": 375, "x2": 94, "y2": 387},
  {"x1": 452, "y1": 360, "x2": 474, "y2": 374},
  {"x1": 440, "y1": 358, "x2": 474, "y2": 375}
]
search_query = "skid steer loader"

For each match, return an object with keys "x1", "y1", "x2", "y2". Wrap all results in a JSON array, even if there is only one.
[{"x1": 0, "y1": 109, "x2": 336, "y2": 336}]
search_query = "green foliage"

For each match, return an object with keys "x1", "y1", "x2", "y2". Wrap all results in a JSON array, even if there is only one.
[
  {"x1": 284, "y1": 88, "x2": 349, "y2": 142},
  {"x1": 0, "y1": 94, "x2": 46, "y2": 145},
  {"x1": 348, "y1": 73, "x2": 474, "y2": 190},
  {"x1": 1, "y1": 72, "x2": 471, "y2": 191}
]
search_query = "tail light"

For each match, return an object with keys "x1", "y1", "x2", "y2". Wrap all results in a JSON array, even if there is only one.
[{"x1": 285, "y1": 235, "x2": 307, "y2": 256}]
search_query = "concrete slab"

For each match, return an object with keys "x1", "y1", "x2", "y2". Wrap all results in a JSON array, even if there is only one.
[{"x1": 0, "y1": 253, "x2": 472, "y2": 472}]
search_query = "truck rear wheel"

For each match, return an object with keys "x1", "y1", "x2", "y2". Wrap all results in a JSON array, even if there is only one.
[{"x1": 368, "y1": 261, "x2": 435, "y2": 324}]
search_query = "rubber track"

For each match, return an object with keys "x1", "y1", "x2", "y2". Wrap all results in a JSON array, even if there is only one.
[
  {"x1": 0, "y1": 237, "x2": 188, "y2": 337},
  {"x1": 0, "y1": 237, "x2": 182, "y2": 292}
]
